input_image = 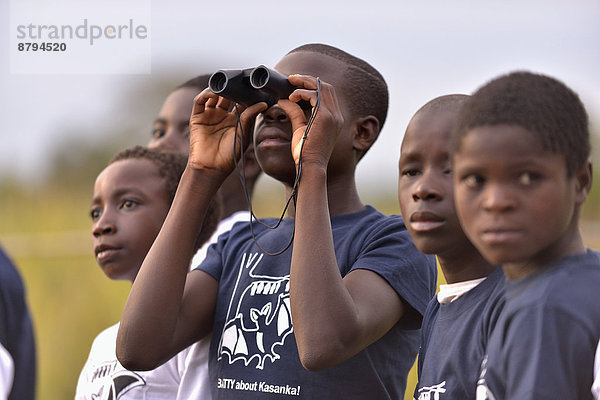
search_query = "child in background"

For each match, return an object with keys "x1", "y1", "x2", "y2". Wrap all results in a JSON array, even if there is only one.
[
  {"x1": 117, "y1": 43, "x2": 437, "y2": 399},
  {"x1": 75, "y1": 146, "x2": 219, "y2": 399},
  {"x1": 148, "y1": 75, "x2": 211, "y2": 154},
  {"x1": 449, "y1": 71, "x2": 600, "y2": 400},
  {"x1": 397, "y1": 94, "x2": 504, "y2": 400}
]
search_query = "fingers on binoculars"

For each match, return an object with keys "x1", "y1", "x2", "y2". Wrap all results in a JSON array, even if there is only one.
[
  {"x1": 287, "y1": 74, "x2": 318, "y2": 90},
  {"x1": 289, "y1": 89, "x2": 318, "y2": 107},
  {"x1": 193, "y1": 89, "x2": 233, "y2": 113},
  {"x1": 278, "y1": 100, "x2": 307, "y2": 127},
  {"x1": 240, "y1": 102, "x2": 268, "y2": 123},
  {"x1": 287, "y1": 74, "x2": 337, "y2": 108}
]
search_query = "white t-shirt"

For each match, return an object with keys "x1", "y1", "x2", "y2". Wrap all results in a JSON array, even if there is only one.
[
  {"x1": 75, "y1": 323, "x2": 187, "y2": 400},
  {"x1": 177, "y1": 211, "x2": 250, "y2": 400},
  {"x1": 191, "y1": 211, "x2": 251, "y2": 269},
  {"x1": 593, "y1": 339, "x2": 600, "y2": 399},
  {"x1": 437, "y1": 277, "x2": 486, "y2": 304},
  {"x1": 0, "y1": 342, "x2": 13, "y2": 400}
]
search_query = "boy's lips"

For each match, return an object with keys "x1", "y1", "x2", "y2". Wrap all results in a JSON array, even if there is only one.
[
  {"x1": 409, "y1": 211, "x2": 445, "y2": 232},
  {"x1": 94, "y1": 243, "x2": 122, "y2": 262},
  {"x1": 255, "y1": 127, "x2": 290, "y2": 147},
  {"x1": 479, "y1": 227, "x2": 523, "y2": 244}
]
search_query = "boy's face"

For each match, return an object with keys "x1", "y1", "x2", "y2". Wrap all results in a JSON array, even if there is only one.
[
  {"x1": 453, "y1": 124, "x2": 579, "y2": 273},
  {"x1": 90, "y1": 159, "x2": 171, "y2": 282},
  {"x1": 253, "y1": 51, "x2": 353, "y2": 186},
  {"x1": 148, "y1": 87, "x2": 199, "y2": 154},
  {"x1": 398, "y1": 110, "x2": 475, "y2": 257}
]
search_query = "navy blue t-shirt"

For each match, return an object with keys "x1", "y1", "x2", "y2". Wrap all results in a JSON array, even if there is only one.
[
  {"x1": 197, "y1": 206, "x2": 437, "y2": 399},
  {"x1": 0, "y1": 246, "x2": 36, "y2": 400},
  {"x1": 414, "y1": 267, "x2": 505, "y2": 400},
  {"x1": 476, "y1": 250, "x2": 600, "y2": 400}
]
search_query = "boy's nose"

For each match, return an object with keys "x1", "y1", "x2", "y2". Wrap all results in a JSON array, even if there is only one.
[
  {"x1": 263, "y1": 104, "x2": 289, "y2": 123},
  {"x1": 412, "y1": 175, "x2": 444, "y2": 202},
  {"x1": 482, "y1": 184, "x2": 516, "y2": 212},
  {"x1": 152, "y1": 129, "x2": 185, "y2": 152},
  {"x1": 92, "y1": 214, "x2": 116, "y2": 237}
]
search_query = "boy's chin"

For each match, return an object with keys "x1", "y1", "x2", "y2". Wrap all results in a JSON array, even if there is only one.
[
  {"x1": 99, "y1": 264, "x2": 136, "y2": 282},
  {"x1": 475, "y1": 247, "x2": 516, "y2": 267},
  {"x1": 257, "y1": 160, "x2": 297, "y2": 186}
]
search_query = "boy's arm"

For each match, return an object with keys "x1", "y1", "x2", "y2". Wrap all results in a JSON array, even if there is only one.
[
  {"x1": 116, "y1": 91, "x2": 266, "y2": 370},
  {"x1": 280, "y1": 76, "x2": 407, "y2": 371}
]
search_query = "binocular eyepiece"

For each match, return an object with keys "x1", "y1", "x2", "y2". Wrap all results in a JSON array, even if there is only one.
[{"x1": 209, "y1": 65, "x2": 310, "y2": 110}]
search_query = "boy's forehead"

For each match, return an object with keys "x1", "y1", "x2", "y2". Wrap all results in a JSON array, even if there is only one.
[
  {"x1": 275, "y1": 51, "x2": 346, "y2": 87},
  {"x1": 402, "y1": 110, "x2": 455, "y2": 151},
  {"x1": 456, "y1": 124, "x2": 553, "y2": 161},
  {"x1": 98, "y1": 159, "x2": 162, "y2": 187}
]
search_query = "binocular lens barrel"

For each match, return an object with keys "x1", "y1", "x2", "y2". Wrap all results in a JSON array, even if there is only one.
[
  {"x1": 209, "y1": 71, "x2": 228, "y2": 93},
  {"x1": 249, "y1": 66, "x2": 270, "y2": 89}
]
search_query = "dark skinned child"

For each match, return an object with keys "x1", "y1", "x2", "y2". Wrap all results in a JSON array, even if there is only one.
[
  {"x1": 75, "y1": 146, "x2": 219, "y2": 398},
  {"x1": 117, "y1": 44, "x2": 436, "y2": 399},
  {"x1": 398, "y1": 94, "x2": 504, "y2": 400},
  {"x1": 451, "y1": 71, "x2": 600, "y2": 400}
]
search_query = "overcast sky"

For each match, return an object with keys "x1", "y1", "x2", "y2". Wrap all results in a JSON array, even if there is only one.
[{"x1": 1, "y1": 0, "x2": 599, "y2": 201}]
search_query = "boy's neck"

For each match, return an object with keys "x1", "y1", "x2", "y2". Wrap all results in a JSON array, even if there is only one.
[
  {"x1": 217, "y1": 176, "x2": 256, "y2": 220},
  {"x1": 283, "y1": 174, "x2": 364, "y2": 218},
  {"x1": 437, "y1": 252, "x2": 497, "y2": 284}
]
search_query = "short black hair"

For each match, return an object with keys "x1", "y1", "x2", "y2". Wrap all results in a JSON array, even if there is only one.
[
  {"x1": 413, "y1": 94, "x2": 470, "y2": 118},
  {"x1": 451, "y1": 71, "x2": 590, "y2": 176},
  {"x1": 287, "y1": 43, "x2": 389, "y2": 131},
  {"x1": 109, "y1": 145, "x2": 221, "y2": 250},
  {"x1": 175, "y1": 74, "x2": 211, "y2": 92}
]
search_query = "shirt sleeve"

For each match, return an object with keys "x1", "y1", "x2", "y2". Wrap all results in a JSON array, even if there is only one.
[
  {"x1": 349, "y1": 216, "x2": 437, "y2": 316},
  {"x1": 194, "y1": 226, "x2": 233, "y2": 281}
]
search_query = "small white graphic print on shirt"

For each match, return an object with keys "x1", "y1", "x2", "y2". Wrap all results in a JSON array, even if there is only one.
[
  {"x1": 476, "y1": 355, "x2": 496, "y2": 400},
  {"x1": 416, "y1": 381, "x2": 447, "y2": 400}
]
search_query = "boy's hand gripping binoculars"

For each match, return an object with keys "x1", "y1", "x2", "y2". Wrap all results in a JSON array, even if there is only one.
[{"x1": 208, "y1": 65, "x2": 311, "y2": 110}]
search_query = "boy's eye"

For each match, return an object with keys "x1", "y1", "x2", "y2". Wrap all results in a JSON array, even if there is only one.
[
  {"x1": 401, "y1": 168, "x2": 421, "y2": 177},
  {"x1": 462, "y1": 174, "x2": 484, "y2": 188},
  {"x1": 120, "y1": 200, "x2": 138, "y2": 210},
  {"x1": 152, "y1": 127, "x2": 166, "y2": 139},
  {"x1": 518, "y1": 172, "x2": 539, "y2": 186},
  {"x1": 90, "y1": 208, "x2": 101, "y2": 220}
]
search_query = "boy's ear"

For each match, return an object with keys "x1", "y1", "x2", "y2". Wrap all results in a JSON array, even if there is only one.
[
  {"x1": 352, "y1": 115, "x2": 380, "y2": 156},
  {"x1": 574, "y1": 159, "x2": 593, "y2": 204}
]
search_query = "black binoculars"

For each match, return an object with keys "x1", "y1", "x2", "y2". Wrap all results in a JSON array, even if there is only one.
[{"x1": 209, "y1": 65, "x2": 310, "y2": 110}]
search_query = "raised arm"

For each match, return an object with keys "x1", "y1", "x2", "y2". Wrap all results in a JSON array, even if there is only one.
[
  {"x1": 280, "y1": 75, "x2": 406, "y2": 371},
  {"x1": 116, "y1": 91, "x2": 266, "y2": 370}
]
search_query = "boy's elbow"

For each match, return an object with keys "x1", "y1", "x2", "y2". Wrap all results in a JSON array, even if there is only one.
[
  {"x1": 116, "y1": 336, "x2": 163, "y2": 371},
  {"x1": 297, "y1": 340, "x2": 347, "y2": 371},
  {"x1": 298, "y1": 352, "x2": 329, "y2": 372},
  {"x1": 117, "y1": 346, "x2": 163, "y2": 371}
]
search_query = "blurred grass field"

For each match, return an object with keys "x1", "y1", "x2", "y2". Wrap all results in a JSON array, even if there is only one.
[{"x1": 1, "y1": 175, "x2": 598, "y2": 400}]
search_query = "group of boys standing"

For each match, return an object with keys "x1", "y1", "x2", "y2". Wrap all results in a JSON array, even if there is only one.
[{"x1": 75, "y1": 42, "x2": 600, "y2": 400}]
